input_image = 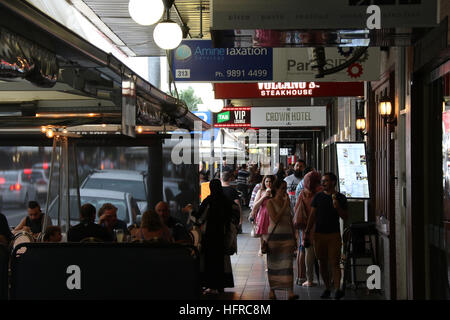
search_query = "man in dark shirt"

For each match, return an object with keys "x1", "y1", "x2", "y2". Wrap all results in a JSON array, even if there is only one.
[
  {"x1": 67, "y1": 203, "x2": 112, "y2": 242},
  {"x1": 305, "y1": 172, "x2": 347, "y2": 300},
  {"x1": 97, "y1": 203, "x2": 130, "y2": 238},
  {"x1": 155, "y1": 201, "x2": 192, "y2": 244},
  {"x1": 13, "y1": 201, "x2": 52, "y2": 235},
  {"x1": 236, "y1": 164, "x2": 250, "y2": 207},
  {"x1": 67, "y1": 203, "x2": 113, "y2": 242}
]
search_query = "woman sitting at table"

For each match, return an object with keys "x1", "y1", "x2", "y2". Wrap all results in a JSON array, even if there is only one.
[{"x1": 133, "y1": 210, "x2": 173, "y2": 243}]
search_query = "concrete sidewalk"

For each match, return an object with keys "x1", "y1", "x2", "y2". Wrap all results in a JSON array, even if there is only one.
[{"x1": 202, "y1": 208, "x2": 383, "y2": 300}]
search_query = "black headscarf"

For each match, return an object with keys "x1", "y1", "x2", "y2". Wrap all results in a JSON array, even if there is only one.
[{"x1": 209, "y1": 179, "x2": 224, "y2": 198}]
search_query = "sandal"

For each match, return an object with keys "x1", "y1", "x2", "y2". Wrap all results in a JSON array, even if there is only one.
[{"x1": 302, "y1": 281, "x2": 317, "y2": 287}]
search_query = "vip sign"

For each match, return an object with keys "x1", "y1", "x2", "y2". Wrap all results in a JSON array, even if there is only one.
[{"x1": 213, "y1": 107, "x2": 252, "y2": 128}]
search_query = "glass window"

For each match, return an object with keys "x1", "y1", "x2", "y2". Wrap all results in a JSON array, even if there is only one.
[
  {"x1": 83, "y1": 178, "x2": 146, "y2": 201},
  {"x1": 47, "y1": 195, "x2": 129, "y2": 224}
]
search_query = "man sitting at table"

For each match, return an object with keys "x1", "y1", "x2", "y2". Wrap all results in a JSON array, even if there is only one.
[
  {"x1": 97, "y1": 203, "x2": 130, "y2": 238},
  {"x1": 155, "y1": 201, "x2": 192, "y2": 244},
  {"x1": 13, "y1": 201, "x2": 52, "y2": 236},
  {"x1": 67, "y1": 203, "x2": 112, "y2": 242}
]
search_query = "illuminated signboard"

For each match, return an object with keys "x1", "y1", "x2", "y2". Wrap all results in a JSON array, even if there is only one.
[
  {"x1": 211, "y1": 0, "x2": 438, "y2": 29},
  {"x1": 251, "y1": 106, "x2": 326, "y2": 127},
  {"x1": 173, "y1": 40, "x2": 380, "y2": 82},
  {"x1": 213, "y1": 107, "x2": 251, "y2": 128},
  {"x1": 336, "y1": 142, "x2": 370, "y2": 199},
  {"x1": 214, "y1": 82, "x2": 363, "y2": 99}
]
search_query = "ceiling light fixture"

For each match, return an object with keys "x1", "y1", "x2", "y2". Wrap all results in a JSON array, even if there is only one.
[
  {"x1": 128, "y1": 0, "x2": 164, "y2": 26},
  {"x1": 153, "y1": 0, "x2": 183, "y2": 50}
]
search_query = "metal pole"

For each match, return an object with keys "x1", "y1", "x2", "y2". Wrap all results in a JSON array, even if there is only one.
[
  {"x1": 220, "y1": 128, "x2": 223, "y2": 178},
  {"x1": 72, "y1": 142, "x2": 82, "y2": 219},
  {"x1": 210, "y1": 113, "x2": 215, "y2": 180},
  {"x1": 60, "y1": 136, "x2": 70, "y2": 234},
  {"x1": 58, "y1": 138, "x2": 63, "y2": 227},
  {"x1": 42, "y1": 136, "x2": 57, "y2": 239}
]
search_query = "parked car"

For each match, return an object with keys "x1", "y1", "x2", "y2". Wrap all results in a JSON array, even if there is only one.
[
  {"x1": 47, "y1": 188, "x2": 141, "y2": 228},
  {"x1": 29, "y1": 168, "x2": 49, "y2": 202},
  {"x1": 80, "y1": 169, "x2": 182, "y2": 213},
  {"x1": 0, "y1": 170, "x2": 38, "y2": 207},
  {"x1": 80, "y1": 170, "x2": 149, "y2": 212}
]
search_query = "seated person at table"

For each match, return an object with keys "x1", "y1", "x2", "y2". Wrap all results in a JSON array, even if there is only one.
[
  {"x1": 43, "y1": 226, "x2": 62, "y2": 242},
  {"x1": 67, "y1": 203, "x2": 113, "y2": 242},
  {"x1": 13, "y1": 201, "x2": 52, "y2": 235},
  {"x1": 155, "y1": 201, "x2": 192, "y2": 244},
  {"x1": 134, "y1": 209, "x2": 173, "y2": 243},
  {"x1": 97, "y1": 203, "x2": 130, "y2": 237},
  {"x1": 0, "y1": 212, "x2": 13, "y2": 247}
]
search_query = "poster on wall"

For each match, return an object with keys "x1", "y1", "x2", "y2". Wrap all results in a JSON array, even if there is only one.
[{"x1": 336, "y1": 142, "x2": 370, "y2": 199}]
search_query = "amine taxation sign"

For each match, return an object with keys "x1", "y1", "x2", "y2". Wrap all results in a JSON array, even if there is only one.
[
  {"x1": 213, "y1": 107, "x2": 251, "y2": 128},
  {"x1": 214, "y1": 82, "x2": 363, "y2": 99}
]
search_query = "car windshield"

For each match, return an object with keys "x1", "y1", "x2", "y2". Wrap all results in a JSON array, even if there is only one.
[
  {"x1": 47, "y1": 195, "x2": 129, "y2": 224},
  {"x1": 83, "y1": 178, "x2": 146, "y2": 201},
  {"x1": 31, "y1": 171, "x2": 45, "y2": 181}
]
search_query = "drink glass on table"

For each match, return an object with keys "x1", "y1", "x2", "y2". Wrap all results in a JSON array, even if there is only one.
[{"x1": 114, "y1": 229, "x2": 124, "y2": 242}]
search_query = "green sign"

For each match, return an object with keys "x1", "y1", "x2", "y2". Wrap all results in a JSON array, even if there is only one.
[{"x1": 217, "y1": 111, "x2": 230, "y2": 123}]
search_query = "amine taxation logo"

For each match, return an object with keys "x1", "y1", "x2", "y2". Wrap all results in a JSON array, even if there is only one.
[{"x1": 174, "y1": 44, "x2": 192, "y2": 61}]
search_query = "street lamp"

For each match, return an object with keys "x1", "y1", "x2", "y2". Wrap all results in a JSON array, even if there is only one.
[{"x1": 378, "y1": 96, "x2": 397, "y2": 126}]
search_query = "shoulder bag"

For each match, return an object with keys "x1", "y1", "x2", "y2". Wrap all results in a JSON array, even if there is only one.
[{"x1": 293, "y1": 195, "x2": 307, "y2": 230}]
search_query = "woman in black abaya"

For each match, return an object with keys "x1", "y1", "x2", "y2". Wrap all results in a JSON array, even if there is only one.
[{"x1": 194, "y1": 179, "x2": 239, "y2": 295}]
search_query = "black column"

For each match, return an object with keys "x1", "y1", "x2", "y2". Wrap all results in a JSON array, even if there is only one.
[{"x1": 148, "y1": 139, "x2": 163, "y2": 210}]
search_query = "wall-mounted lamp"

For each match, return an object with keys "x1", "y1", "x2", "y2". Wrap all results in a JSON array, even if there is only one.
[
  {"x1": 378, "y1": 97, "x2": 397, "y2": 126},
  {"x1": 356, "y1": 116, "x2": 368, "y2": 135},
  {"x1": 153, "y1": 0, "x2": 183, "y2": 50}
]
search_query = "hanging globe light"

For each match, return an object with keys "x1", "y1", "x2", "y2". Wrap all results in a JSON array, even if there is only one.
[
  {"x1": 207, "y1": 99, "x2": 225, "y2": 113},
  {"x1": 153, "y1": 19, "x2": 183, "y2": 50},
  {"x1": 129, "y1": 0, "x2": 164, "y2": 26}
]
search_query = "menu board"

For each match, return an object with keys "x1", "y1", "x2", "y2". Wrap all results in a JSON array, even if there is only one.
[{"x1": 336, "y1": 142, "x2": 370, "y2": 199}]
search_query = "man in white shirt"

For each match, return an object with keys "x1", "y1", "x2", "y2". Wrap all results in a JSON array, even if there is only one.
[{"x1": 284, "y1": 159, "x2": 306, "y2": 211}]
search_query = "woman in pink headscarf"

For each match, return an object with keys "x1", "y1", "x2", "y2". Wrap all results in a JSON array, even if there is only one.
[{"x1": 295, "y1": 170, "x2": 322, "y2": 287}]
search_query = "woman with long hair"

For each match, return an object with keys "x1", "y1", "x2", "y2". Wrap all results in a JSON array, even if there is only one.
[
  {"x1": 250, "y1": 175, "x2": 274, "y2": 255},
  {"x1": 294, "y1": 170, "x2": 322, "y2": 287},
  {"x1": 138, "y1": 209, "x2": 173, "y2": 243},
  {"x1": 266, "y1": 179, "x2": 298, "y2": 300},
  {"x1": 193, "y1": 179, "x2": 240, "y2": 295}
]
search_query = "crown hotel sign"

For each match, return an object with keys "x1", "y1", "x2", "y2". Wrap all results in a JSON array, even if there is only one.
[{"x1": 251, "y1": 107, "x2": 327, "y2": 128}]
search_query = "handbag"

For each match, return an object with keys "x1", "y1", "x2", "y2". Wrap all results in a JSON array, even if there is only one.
[
  {"x1": 293, "y1": 195, "x2": 307, "y2": 230},
  {"x1": 261, "y1": 218, "x2": 281, "y2": 254},
  {"x1": 250, "y1": 223, "x2": 261, "y2": 238}
]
